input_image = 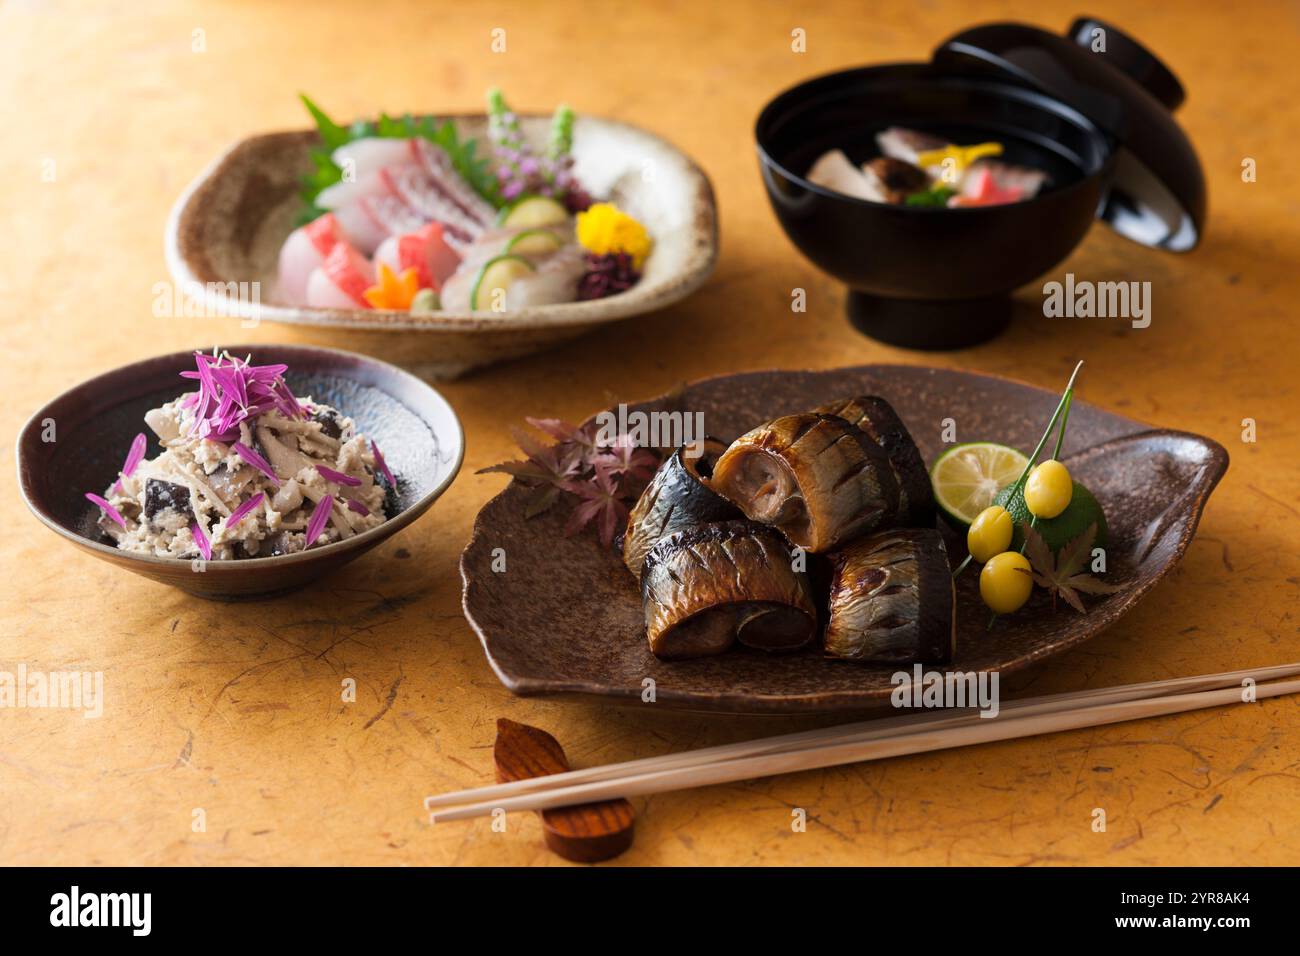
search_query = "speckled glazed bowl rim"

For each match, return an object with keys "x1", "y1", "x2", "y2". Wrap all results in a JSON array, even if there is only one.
[
  {"x1": 164, "y1": 112, "x2": 719, "y2": 333},
  {"x1": 16, "y1": 343, "x2": 465, "y2": 573},
  {"x1": 753, "y1": 63, "x2": 1110, "y2": 215}
]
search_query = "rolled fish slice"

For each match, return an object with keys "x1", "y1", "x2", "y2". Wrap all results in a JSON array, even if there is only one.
[
  {"x1": 641, "y1": 521, "x2": 818, "y2": 659},
  {"x1": 620, "y1": 437, "x2": 739, "y2": 578},
  {"x1": 824, "y1": 527, "x2": 955, "y2": 664},
  {"x1": 814, "y1": 395, "x2": 934, "y2": 527},
  {"x1": 709, "y1": 412, "x2": 900, "y2": 553}
]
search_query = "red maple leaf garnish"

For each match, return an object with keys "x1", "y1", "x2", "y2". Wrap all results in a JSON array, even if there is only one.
[{"x1": 561, "y1": 465, "x2": 629, "y2": 548}]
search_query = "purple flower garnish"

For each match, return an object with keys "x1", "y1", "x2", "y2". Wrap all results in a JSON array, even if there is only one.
[
  {"x1": 182, "y1": 351, "x2": 307, "y2": 442},
  {"x1": 225, "y1": 493, "x2": 265, "y2": 529},
  {"x1": 316, "y1": 465, "x2": 361, "y2": 487},
  {"x1": 111, "y1": 432, "x2": 148, "y2": 494},
  {"x1": 85, "y1": 493, "x2": 127, "y2": 530},
  {"x1": 305, "y1": 494, "x2": 334, "y2": 548},
  {"x1": 345, "y1": 498, "x2": 370, "y2": 517},
  {"x1": 192, "y1": 519, "x2": 212, "y2": 560},
  {"x1": 233, "y1": 442, "x2": 281, "y2": 488},
  {"x1": 371, "y1": 440, "x2": 395, "y2": 487}
]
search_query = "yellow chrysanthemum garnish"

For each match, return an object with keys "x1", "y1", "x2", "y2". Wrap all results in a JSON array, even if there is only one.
[
  {"x1": 576, "y1": 203, "x2": 653, "y2": 269},
  {"x1": 362, "y1": 263, "x2": 421, "y2": 310}
]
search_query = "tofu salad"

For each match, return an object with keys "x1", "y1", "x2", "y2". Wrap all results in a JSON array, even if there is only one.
[{"x1": 86, "y1": 350, "x2": 396, "y2": 560}]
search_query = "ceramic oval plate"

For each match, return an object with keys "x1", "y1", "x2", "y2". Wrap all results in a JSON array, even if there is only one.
[
  {"x1": 17, "y1": 344, "x2": 464, "y2": 600},
  {"x1": 165, "y1": 114, "x2": 717, "y2": 381},
  {"x1": 461, "y1": 365, "x2": 1228, "y2": 715}
]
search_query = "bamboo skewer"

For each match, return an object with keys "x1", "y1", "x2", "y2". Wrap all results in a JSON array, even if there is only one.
[
  {"x1": 429, "y1": 674, "x2": 1300, "y2": 823},
  {"x1": 425, "y1": 663, "x2": 1300, "y2": 812}
]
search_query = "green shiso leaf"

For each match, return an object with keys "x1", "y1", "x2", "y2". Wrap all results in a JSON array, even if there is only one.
[
  {"x1": 904, "y1": 186, "x2": 956, "y2": 208},
  {"x1": 296, "y1": 94, "x2": 503, "y2": 213}
]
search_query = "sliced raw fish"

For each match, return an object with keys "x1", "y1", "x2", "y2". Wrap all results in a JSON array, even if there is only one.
[
  {"x1": 824, "y1": 528, "x2": 954, "y2": 664},
  {"x1": 306, "y1": 242, "x2": 374, "y2": 308},
  {"x1": 332, "y1": 201, "x2": 390, "y2": 255},
  {"x1": 410, "y1": 137, "x2": 496, "y2": 227},
  {"x1": 640, "y1": 521, "x2": 817, "y2": 659},
  {"x1": 316, "y1": 169, "x2": 392, "y2": 211},
  {"x1": 807, "y1": 149, "x2": 885, "y2": 202},
  {"x1": 332, "y1": 137, "x2": 416, "y2": 177},
  {"x1": 457, "y1": 223, "x2": 572, "y2": 269},
  {"x1": 277, "y1": 213, "x2": 342, "y2": 306},
  {"x1": 380, "y1": 165, "x2": 480, "y2": 242},
  {"x1": 373, "y1": 223, "x2": 461, "y2": 292},
  {"x1": 505, "y1": 245, "x2": 584, "y2": 308},
  {"x1": 361, "y1": 192, "x2": 429, "y2": 237},
  {"x1": 436, "y1": 266, "x2": 474, "y2": 312}
]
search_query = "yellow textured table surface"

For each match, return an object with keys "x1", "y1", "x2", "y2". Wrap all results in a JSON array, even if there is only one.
[{"x1": 2, "y1": 0, "x2": 1298, "y2": 866}]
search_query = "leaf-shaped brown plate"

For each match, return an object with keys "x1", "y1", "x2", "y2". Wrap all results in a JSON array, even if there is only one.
[
  {"x1": 461, "y1": 365, "x2": 1228, "y2": 714},
  {"x1": 165, "y1": 114, "x2": 717, "y2": 381}
]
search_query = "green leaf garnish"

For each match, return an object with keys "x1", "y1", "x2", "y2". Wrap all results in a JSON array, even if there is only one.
[{"x1": 296, "y1": 94, "x2": 503, "y2": 213}]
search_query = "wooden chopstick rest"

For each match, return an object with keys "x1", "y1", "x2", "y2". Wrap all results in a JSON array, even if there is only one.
[{"x1": 493, "y1": 718, "x2": 634, "y2": 863}]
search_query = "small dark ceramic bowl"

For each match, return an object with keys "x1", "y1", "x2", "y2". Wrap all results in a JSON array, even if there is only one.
[
  {"x1": 17, "y1": 344, "x2": 464, "y2": 599},
  {"x1": 756, "y1": 63, "x2": 1111, "y2": 349}
]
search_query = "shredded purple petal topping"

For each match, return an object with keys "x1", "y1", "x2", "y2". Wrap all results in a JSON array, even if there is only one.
[
  {"x1": 181, "y1": 351, "x2": 305, "y2": 442},
  {"x1": 345, "y1": 498, "x2": 370, "y2": 516},
  {"x1": 85, "y1": 492, "x2": 127, "y2": 530},
  {"x1": 232, "y1": 442, "x2": 281, "y2": 488},
  {"x1": 225, "y1": 493, "x2": 265, "y2": 529},
  {"x1": 305, "y1": 494, "x2": 334, "y2": 547},
  {"x1": 192, "y1": 519, "x2": 212, "y2": 560},
  {"x1": 316, "y1": 465, "x2": 361, "y2": 487},
  {"x1": 111, "y1": 432, "x2": 148, "y2": 494},
  {"x1": 371, "y1": 440, "x2": 395, "y2": 487}
]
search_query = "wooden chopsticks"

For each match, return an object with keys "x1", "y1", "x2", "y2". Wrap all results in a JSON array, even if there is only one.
[{"x1": 427, "y1": 664, "x2": 1300, "y2": 823}]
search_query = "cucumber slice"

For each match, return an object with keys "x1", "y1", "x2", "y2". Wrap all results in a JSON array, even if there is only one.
[
  {"x1": 505, "y1": 228, "x2": 564, "y2": 256},
  {"x1": 498, "y1": 196, "x2": 569, "y2": 229},
  {"x1": 470, "y1": 254, "x2": 536, "y2": 311}
]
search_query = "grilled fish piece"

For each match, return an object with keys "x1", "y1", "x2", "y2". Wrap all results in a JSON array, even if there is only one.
[
  {"x1": 620, "y1": 438, "x2": 739, "y2": 578},
  {"x1": 641, "y1": 521, "x2": 817, "y2": 659},
  {"x1": 709, "y1": 413, "x2": 900, "y2": 553},
  {"x1": 814, "y1": 396, "x2": 934, "y2": 527},
  {"x1": 824, "y1": 528, "x2": 955, "y2": 664}
]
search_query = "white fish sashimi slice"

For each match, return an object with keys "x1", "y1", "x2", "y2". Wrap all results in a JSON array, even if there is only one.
[
  {"x1": 362, "y1": 192, "x2": 429, "y2": 237},
  {"x1": 380, "y1": 165, "x2": 480, "y2": 243},
  {"x1": 332, "y1": 138, "x2": 415, "y2": 177},
  {"x1": 277, "y1": 228, "x2": 324, "y2": 306},
  {"x1": 457, "y1": 223, "x2": 571, "y2": 269},
  {"x1": 316, "y1": 169, "x2": 390, "y2": 211},
  {"x1": 410, "y1": 138, "x2": 496, "y2": 227},
  {"x1": 505, "y1": 245, "x2": 584, "y2": 308},
  {"x1": 437, "y1": 267, "x2": 474, "y2": 312},
  {"x1": 306, "y1": 267, "x2": 364, "y2": 309},
  {"x1": 807, "y1": 149, "x2": 886, "y2": 202},
  {"x1": 332, "y1": 202, "x2": 389, "y2": 256}
]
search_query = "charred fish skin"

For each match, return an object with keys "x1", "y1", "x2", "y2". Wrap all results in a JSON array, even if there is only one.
[
  {"x1": 824, "y1": 527, "x2": 955, "y2": 665},
  {"x1": 640, "y1": 521, "x2": 818, "y2": 659},
  {"x1": 815, "y1": 395, "x2": 934, "y2": 527},
  {"x1": 708, "y1": 413, "x2": 900, "y2": 554},
  {"x1": 621, "y1": 437, "x2": 739, "y2": 578}
]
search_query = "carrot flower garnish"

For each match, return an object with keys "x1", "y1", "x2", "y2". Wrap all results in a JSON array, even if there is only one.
[{"x1": 362, "y1": 263, "x2": 421, "y2": 310}]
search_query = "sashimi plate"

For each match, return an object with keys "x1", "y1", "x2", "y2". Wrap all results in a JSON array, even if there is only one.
[
  {"x1": 461, "y1": 365, "x2": 1228, "y2": 715},
  {"x1": 165, "y1": 114, "x2": 717, "y2": 381}
]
